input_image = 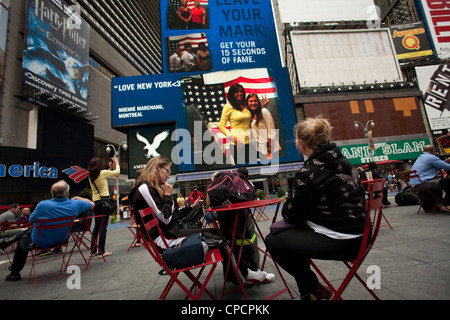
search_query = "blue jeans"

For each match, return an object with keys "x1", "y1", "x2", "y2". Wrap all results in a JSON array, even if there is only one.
[{"x1": 91, "y1": 201, "x2": 110, "y2": 254}]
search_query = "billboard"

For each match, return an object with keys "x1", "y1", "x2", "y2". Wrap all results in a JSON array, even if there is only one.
[
  {"x1": 414, "y1": 0, "x2": 450, "y2": 59},
  {"x1": 162, "y1": 0, "x2": 283, "y2": 73},
  {"x1": 112, "y1": 0, "x2": 300, "y2": 177},
  {"x1": 277, "y1": 0, "x2": 377, "y2": 23},
  {"x1": 416, "y1": 64, "x2": 450, "y2": 131},
  {"x1": 22, "y1": 0, "x2": 90, "y2": 110},
  {"x1": 290, "y1": 29, "x2": 403, "y2": 87},
  {"x1": 390, "y1": 21, "x2": 434, "y2": 61},
  {"x1": 112, "y1": 67, "x2": 299, "y2": 177}
]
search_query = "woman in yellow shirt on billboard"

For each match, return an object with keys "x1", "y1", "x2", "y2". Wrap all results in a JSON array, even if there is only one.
[{"x1": 219, "y1": 83, "x2": 255, "y2": 164}]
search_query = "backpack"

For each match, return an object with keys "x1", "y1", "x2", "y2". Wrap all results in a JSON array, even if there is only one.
[
  {"x1": 207, "y1": 170, "x2": 256, "y2": 207},
  {"x1": 395, "y1": 187, "x2": 420, "y2": 206},
  {"x1": 206, "y1": 170, "x2": 260, "y2": 282}
]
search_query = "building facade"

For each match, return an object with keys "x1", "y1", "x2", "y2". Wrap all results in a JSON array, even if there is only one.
[{"x1": 0, "y1": 0, "x2": 161, "y2": 204}]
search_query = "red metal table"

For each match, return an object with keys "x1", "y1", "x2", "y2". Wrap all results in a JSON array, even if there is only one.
[{"x1": 206, "y1": 198, "x2": 295, "y2": 300}]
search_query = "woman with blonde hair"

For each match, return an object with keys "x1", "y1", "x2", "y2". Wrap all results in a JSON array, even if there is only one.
[
  {"x1": 130, "y1": 156, "x2": 206, "y2": 250},
  {"x1": 266, "y1": 116, "x2": 366, "y2": 299},
  {"x1": 130, "y1": 156, "x2": 270, "y2": 284}
]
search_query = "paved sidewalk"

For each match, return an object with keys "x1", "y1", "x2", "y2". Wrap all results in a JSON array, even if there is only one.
[{"x1": 1, "y1": 198, "x2": 450, "y2": 301}]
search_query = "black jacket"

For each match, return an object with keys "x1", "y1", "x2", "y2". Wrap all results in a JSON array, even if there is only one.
[
  {"x1": 282, "y1": 143, "x2": 366, "y2": 235},
  {"x1": 129, "y1": 182, "x2": 190, "y2": 241}
]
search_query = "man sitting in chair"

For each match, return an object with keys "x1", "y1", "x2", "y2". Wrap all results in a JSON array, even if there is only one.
[
  {"x1": 2, "y1": 180, "x2": 94, "y2": 282},
  {"x1": 410, "y1": 145, "x2": 450, "y2": 212}
]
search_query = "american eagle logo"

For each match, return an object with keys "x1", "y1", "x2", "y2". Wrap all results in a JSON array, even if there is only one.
[{"x1": 136, "y1": 130, "x2": 170, "y2": 158}]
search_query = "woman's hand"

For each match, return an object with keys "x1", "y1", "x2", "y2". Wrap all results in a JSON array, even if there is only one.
[
  {"x1": 262, "y1": 95, "x2": 269, "y2": 108},
  {"x1": 162, "y1": 182, "x2": 173, "y2": 196}
]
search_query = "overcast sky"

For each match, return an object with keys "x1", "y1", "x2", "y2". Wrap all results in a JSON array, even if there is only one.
[{"x1": 278, "y1": 0, "x2": 377, "y2": 23}]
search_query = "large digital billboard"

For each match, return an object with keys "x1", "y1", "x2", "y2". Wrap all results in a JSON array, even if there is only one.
[
  {"x1": 22, "y1": 0, "x2": 90, "y2": 110},
  {"x1": 112, "y1": 67, "x2": 299, "y2": 177},
  {"x1": 112, "y1": 0, "x2": 300, "y2": 177},
  {"x1": 162, "y1": 0, "x2": 283, "y2": 73}
]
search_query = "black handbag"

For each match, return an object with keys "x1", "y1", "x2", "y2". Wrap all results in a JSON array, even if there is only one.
[
  {"x1": 179, "y1": 202, "x2": 205, "y2": 228},
  {"x1": 92, "y1": 181, "x2": 117, "y2": 214}
]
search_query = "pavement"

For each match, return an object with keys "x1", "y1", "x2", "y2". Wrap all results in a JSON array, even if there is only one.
[{"x1": 1, "y1": 194, "x2": 450, "y2": 306}]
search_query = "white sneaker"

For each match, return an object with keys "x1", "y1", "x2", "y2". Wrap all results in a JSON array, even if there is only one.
[
  {"x1": 263, "y1": 272, "x2": 275, "y2": 283},
  {"x1": 245, "y1": 269, "x2": 267, "y2": 284}
]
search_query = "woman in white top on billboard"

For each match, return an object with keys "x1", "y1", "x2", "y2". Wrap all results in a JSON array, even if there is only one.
[{"x1": 246, "y1": 93, "x2": 280, "y2": 160}]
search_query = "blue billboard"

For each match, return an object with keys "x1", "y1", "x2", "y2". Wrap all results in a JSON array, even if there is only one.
[
  {"x1": 112, "y1": 0, "x2": 300, "y2": 176},
  {"x1": 162, "y1": 0, "x2": 282, "y2": 73}
]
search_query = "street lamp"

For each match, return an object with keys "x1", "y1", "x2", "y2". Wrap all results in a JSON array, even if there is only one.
[
  {"x1": 353, "y1": 120, "x2": 375, "y2": 162},
  {"x1": 106, "y1": 142, "x2": 127, "y2": 220}
]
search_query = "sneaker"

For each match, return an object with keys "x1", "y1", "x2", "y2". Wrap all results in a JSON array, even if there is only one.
[
  {"x1": 441, "y1": 206, "x2": 450, "y2": 213},
  {"x1": 36, "y1": 249, "x2": 51, "y2": 257},
  {"x1": 5, "y1": 273, "x2": 21, "y2": 282},
  {"x1": 0, "y1": 241, "x2": 10, "y2": 251},
  {"x1": 245, "y1": 269, "x2": 267, "y2": 285},
  {"x1": 263, "y1": 272, "x2": 275, "y2": 283}
]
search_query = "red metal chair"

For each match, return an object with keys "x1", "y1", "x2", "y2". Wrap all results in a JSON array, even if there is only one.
[
  {"x1": 126, "y1": 225, "x2": 141, "y2": 252},
  {"x1": 307, "y1": 179, "x2": 385, "y2": 300},
  {"x1": 28, "y1": 216, "x2": 75, "y2": 288},
  {"x1": 400, "y1": 170, "x2": 441, "y2": 215},
  {"x1": 137, "y1": 207, "x2": 223, "y2": 300},
  {"x1": 253, "y1": 204, "x2": 270, "y2": 222},
  {"x1": 361, "y1": 180, "x2": 393, "y2": 230}
]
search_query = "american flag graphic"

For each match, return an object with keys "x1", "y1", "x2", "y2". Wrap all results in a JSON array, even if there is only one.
[
  {"x1": 170, "y1": 0, "x2": 208, "y2": 10},
  {"x1": 183, "y1": 70, "x2": 277, "y2": 162},
  {"x1": 63, "y1": 166, "x2": 89, "y2": 183},
  {"x1": 167, "y1": 33, "x2": 208, "y2": 55}
]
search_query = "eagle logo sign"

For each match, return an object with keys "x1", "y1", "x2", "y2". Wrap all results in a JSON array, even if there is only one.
[{"x1": 136, "y1": 130, "x2": 170, "y2": 158}]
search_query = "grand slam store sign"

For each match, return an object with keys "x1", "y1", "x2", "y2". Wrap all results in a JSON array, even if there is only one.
[{"x1": 112, "y1": 0, "x2": 299, "y2": 176}]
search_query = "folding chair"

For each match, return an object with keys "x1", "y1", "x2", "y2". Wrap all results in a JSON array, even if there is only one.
[
  {"x1": 68, "y1": 214, "x2": 108, "y2": 270},
  {"x1": 307, "y1": 179, "x2": 385, "y2": 300},
  {"x1": 361, "y1": 180, "x2": 393, "y2": 230},
  {"x1": 400, "y1": 170, "x2": 441, "y2": 215},
  {"x1": 126, "y1": 225, "x2": 141, "y2": 252},
  {"x1": 1, "y1": 221, "x2": 33, "y2": 265},
  {"x1": 137, "y1": 207, "x2": 223, "y2": 300},
  {"x1": 253, "y1": 205, "x2": 269, "y2": 222},
  {"x1": 28, "y1": 216, "x2": 75, "y2": 288},
  {"x1": 68, "y1": 215, "x2": 95, "y2": 269}
]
